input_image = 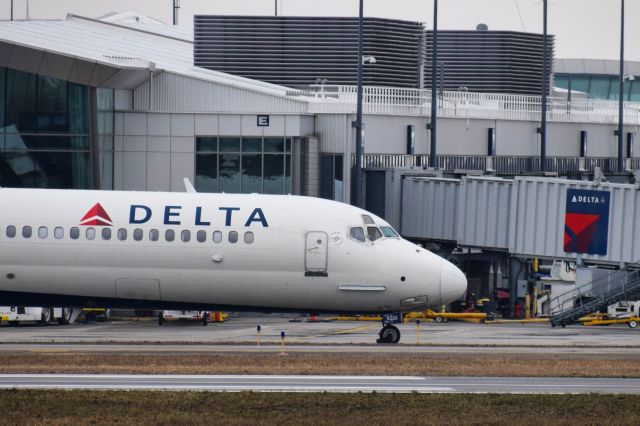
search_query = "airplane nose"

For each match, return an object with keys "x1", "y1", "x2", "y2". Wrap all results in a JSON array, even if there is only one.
[{"x1": 440, "y1": 260, "x2": 468, "y2": 304}]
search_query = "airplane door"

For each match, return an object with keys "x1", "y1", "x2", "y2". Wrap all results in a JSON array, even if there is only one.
[{"x1": 305, "y1": 231, "x2": 328, "y2": 275}]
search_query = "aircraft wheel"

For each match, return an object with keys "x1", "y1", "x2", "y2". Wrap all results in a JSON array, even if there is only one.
[
  {"x1": 40, "y1": 308, "x2": 52, "y2": 325},
  {"x1": 377, "y1": 325, "x2": 401, "y2": 344},
  {"x1": 8, "y1": 321, "x2": 19, "y2": 327},
  {"x1": 435, "y1": 316, "x2": 448, "y2": 323},
  {"x1": 628, "y1": 320, "x2": 638, "y2": 329},
  {"x1": 57, "y1": 308, "x2": 72, "y2": 325},
  {"x1": 158, "y1": 313, "x2": 165, "y2": 326}
]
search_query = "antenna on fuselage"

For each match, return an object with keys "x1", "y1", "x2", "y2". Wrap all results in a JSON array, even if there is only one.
[{"x1": 183, "y1": 178, "x2": 197, "y2": 193}]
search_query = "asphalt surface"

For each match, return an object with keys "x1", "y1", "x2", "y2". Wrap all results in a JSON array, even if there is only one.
[
  {"x1": 2, "y1": 317, "x2": 640, "y2": 353},
  {"x1": 1, "y1": 374, "x2": 640, "y2": 394}
]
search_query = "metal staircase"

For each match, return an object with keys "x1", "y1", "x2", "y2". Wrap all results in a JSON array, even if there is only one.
[{"x1": 550, "y1": 269, "x2": 640, "y2": 327}]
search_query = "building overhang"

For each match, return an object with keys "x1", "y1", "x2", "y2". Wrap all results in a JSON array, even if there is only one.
[{"x1": 0, "y1": 40, "x2": 154, "y2": 89}]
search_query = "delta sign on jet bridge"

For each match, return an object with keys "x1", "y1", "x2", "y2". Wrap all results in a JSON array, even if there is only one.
[{"x1": 564, "y1": 188, "x2": 611, "y2": 255}]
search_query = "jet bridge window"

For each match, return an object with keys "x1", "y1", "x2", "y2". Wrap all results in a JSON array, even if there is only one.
[
  {"x1": 38, "y1": 226, "x2": 48, "y2": 239},
  {"x1": 349, "y1": 226, "x2": 366, "y2": 242},
  {"x1": 6, "y1": 225, "x2": 16, "y2": 238},
  {"x1": 367, "y1": 227, "x2": 383, "y2": 242},
  {"x1": 22, "y1": 226, "x2": 32, "y2": 238},
  {"x1": 102, "y1": 228, "x2": 111, "y2": 240},
  {"x1": 133, "y1": 229, "x2": 143, "y2": 241},
  {"x1": 70, "y1": 227, "x2": 80, "y2": 240}
]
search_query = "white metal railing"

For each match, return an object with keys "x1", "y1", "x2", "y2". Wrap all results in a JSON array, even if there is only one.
[{"x1": 297, "y1": 85, "x2": 640, "y2": 124}]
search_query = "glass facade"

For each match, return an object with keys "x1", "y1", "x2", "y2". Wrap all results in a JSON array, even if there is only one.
[
  {"x1": 554, "y1": 73, "x2": 640, "y2": 102},
  {"x1": 319, "y1": 154, "x2": 343, "y2": 202},
  {"x1": 195, "y1": 136, "x2": 292, "y2": 194},
  {"x1": 0, "y1": 67, "x2": 111, "y2": 189}
]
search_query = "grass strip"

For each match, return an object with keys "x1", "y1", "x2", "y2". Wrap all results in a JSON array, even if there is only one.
[
  {"x1": 2, "y1": 390, "x2": 640, "y2": 425},
  {"x1": 2, "y1": 352, "x2": 640, "y2": 377}
]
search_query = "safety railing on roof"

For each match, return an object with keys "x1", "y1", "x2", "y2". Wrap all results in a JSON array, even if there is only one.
[{"x1": 296, "y1": 85, "x2": 640, "y2": 124}]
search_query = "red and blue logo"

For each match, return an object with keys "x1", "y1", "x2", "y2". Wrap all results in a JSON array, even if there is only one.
[
  {"x1": 564, "y1": 189, "x2": 610, "y2": 255},
  {"x1": 80, "y1": 203, "x2": 113, "y2": 226}
]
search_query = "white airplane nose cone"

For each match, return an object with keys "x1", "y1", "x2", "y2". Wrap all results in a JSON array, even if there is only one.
[{"x1": 440, "y1": 260, "x2": 468, "y2": 303}]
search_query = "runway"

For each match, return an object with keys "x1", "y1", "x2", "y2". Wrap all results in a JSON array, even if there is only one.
[{"x1": 2, "y1": 374, "x2": 640, "y2": 394}]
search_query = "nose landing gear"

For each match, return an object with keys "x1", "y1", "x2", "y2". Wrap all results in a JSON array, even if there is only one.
[{"x1": 377, "y1": 324, "x2": 401, "y2": 344}]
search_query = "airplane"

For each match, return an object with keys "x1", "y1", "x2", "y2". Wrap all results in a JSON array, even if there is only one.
[{"x1": 0, "y1": 185, "x2": 467, "y2": 343}]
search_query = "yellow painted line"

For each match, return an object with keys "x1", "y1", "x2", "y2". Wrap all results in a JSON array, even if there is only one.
[{"x1": 487, "y1": 319, "x2": 549, "y2": 324}]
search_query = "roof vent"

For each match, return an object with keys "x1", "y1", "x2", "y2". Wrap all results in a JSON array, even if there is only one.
[{"x1": 476, "y1": 23, "x2": 488, "y2": 31}]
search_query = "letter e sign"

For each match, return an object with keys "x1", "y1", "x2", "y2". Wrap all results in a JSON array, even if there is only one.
[{"x1": 257, "y1": 115, "x2": 270, "y2": 127}]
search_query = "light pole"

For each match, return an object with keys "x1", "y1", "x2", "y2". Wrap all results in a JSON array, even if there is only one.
[
  {"x1": 428, "y1": 0, "x2": 439, "y2": 169},
  {"x1": 539, "y1": 0, "x2": 548, "y2": 172},
  {"x1": 617, "y1": 0, "x2": 625, "y2": 173},
  {"x1": 173, "y1": 0, "x2": 180, "y2": 25},
  {"x1": 353, "y1": 0, "x2": 365, "y2": 208}
]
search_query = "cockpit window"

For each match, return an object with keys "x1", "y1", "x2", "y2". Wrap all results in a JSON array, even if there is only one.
[
  {"x1": 361, "y1": 215, "x2": 375, "y2": 225},
  {"x1": 367, "y1": 226, "x2": 383, "y2": 241},
  {"x1": 380, "y1": 226, "x2": 400, "y2": 238},
  {"x1": 349, "y1": 226, "x2": 366, "y2": 242}
]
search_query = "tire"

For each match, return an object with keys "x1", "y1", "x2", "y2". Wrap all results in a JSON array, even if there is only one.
[
  {"x1": 40, "y1": 308, "x2": 52, "y2": 325},
  {"x1": 57, "y1": 308, "x2": 72, "y2": 325},
  {"x1": 628, "y1": 320, "x2": 638, "y2": 329},
  {"x1": 377, "y1": 325, "x2": 401, "y2": 344},
  {"x1": 435, "y1": 316, "x2": 444, "y2": 323}
]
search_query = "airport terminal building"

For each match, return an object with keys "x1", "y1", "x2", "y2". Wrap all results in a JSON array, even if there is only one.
[{"x1": 1, "y1": 12, "x2": 640, "y2": 316}]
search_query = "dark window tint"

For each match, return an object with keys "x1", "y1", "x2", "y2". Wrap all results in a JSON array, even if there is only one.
[
  {"x1": 149, "y1": 229, "x2": 159, "y2": 241},
  {"x1": 102, "y1": 228, "x2": 112, "y2": 240},
  {"x1": 6, "y1": 225, "x2": 16, "y2": 238},
  {"x1": 117, "y1": 228, "x2": 127, "y2": 241},
  {"x1": 70, "y1": 227, "x2": 80, "y2": 239},
  {"x1": 244, "y1": 231, "x2": 255, "y2": 244},
  {"x1": 22, "y1": 226, "x2": 32, "y2": 238},
  {"x1": 349, "y1": 227, "x2": 365, "y2": 242},
  {"x1": 181, "y1": 230, "x2": 191, "y2": 242},
  {"x1": 197, "y1": 230, "x2": 207, "y2": 242},
  {"x1": 165, "y1": 229, "x2": 175, "y2": 242},
  {"x1": 228, "y1": 231, "x2": 238, "y2": 243},
  {"x1": 133, "y1": 229, "x2": 143, "y2": 241},
  {"x1": 367, "y1": 227, "x2": 383, "y2": 241}
]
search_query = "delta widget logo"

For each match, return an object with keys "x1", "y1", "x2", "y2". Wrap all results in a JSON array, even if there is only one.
[
  {"x1": 80, "y1": 203, "x2": 113, "y2": 226},
  {"x1": 563, "y1": 189, "x2": 610, "y2": 255}
]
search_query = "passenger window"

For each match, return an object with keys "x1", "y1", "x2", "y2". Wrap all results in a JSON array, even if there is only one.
[
  {"x1": 70, "y1": 227, "x2": 80, "y2": 239},
  {"x1": 22, "y1": 226, "x2": 32, "y2": 238},
  {"x1": 165, "y1": 229, "x2": 175, "y2": 242},
  {"x1": 197, "y1": 230, "x2": 207, "y2": 243},
  {"x1": 367, "y1": 227, "x2": 383, "y2": 241},
  {"x1": 38, "y1": 226, "x2": 48, "y2": 239},
  {"x1": 244, "y1": 231, "x2": 254, "y2": 244},
  {"x1": 133, "y1": 229, "x2": 143, "y2": 241},
  {"x1": 149, "y1": 229, "x2": 159, "y2": 241},
  {"x1": 6, "y1": 225, "x2": 16, "y2": 238},
  {"x1": 362, "y1": 215, "x2": 375, "y2": 225},
  {"x1": 228, "y1": 231, "x2": 238, "y2": 243},
  {"x1": 349, "y1": 226, "x2": 366, "y2": 242},
  {"x1": 102, "y1": 228, "x2": 112, "y2": 240},
  {"x1": 86, "y1": 227, "x2": 96, "y2": 240},
  {"x1": 117, "y1": 228, "x2": 127, "y2": 241},
  {"x1": 54, "y1": 227, "x2": 64, "y2": 239},
  {"x1": 380, "y1": 226, "x2": 399, "y2": 238},
  {"x1": 181, "y1": 230, "x2": 191, "y2": 242},
  {"x1": 213, "y1": 231, "x2": 222, "y2": 243}
]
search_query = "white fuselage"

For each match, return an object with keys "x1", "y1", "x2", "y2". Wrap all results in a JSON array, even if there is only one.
[{"x1": 0, "y1": 188, "x2": 467, "y2": 313}]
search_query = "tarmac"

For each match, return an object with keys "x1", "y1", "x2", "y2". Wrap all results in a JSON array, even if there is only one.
[{"x1": 2, "y1": 317, "x2": 640, "y2": 353}]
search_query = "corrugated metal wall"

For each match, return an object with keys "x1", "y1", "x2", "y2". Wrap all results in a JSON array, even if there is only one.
[
  {"x1": 509, "y1": 177, "x2": 640, "y2": 264},
  {"x1": 114, "y1": 89, "x2": 133, "y2": 111},
  {"x1": 401, "y1": 177, "x2": 460, "y2": 241},
  {"x1": 132, "y1": 72, "x2": 308, "y2": 114},
  {"x1": 457, "y1": 177, "x2": 512, "y2": 250},
  {"x1": 315, "y1": 113, "x2": 352, "y2": 152}
]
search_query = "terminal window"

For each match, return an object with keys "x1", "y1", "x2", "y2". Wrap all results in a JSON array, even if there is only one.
[{"x1": 195, "y1": 136, "x2": 292, "y2": 194}]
